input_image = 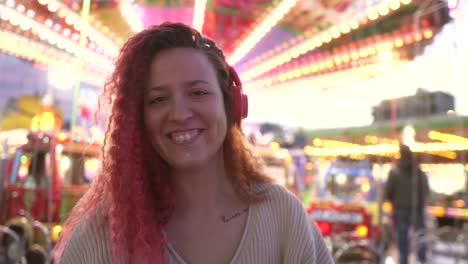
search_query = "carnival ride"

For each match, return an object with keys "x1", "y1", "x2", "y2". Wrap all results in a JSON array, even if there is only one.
[
  {"x1": 302, "y1": 115, "x2": 468, "y2": 261},
  {"x1": 306, "y1": 158, "x2": 388, "y2": 263},
  {"x1": 0, "y1": 111, "x2": 101, "y2": 264},
  {"x1": 0, "y1": 0, "x2": 453, "y2": 89}
]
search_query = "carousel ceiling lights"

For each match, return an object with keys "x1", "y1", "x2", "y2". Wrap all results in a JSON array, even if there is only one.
[
  {"x1": 0, "y1": 29, "x2": 106, "y2": 86},
  {"x1": 227, "y1": 0, "x2": 299, "y2": 66},
  {"x1": 192, "y1": 0, "x2": 207, "y2": 33},
  {"x1": 35, "y1": 0, "x2": 121, "y2": 54},
  {"x1": 304, "y1": 142, "x2": 467, "y2": 158},
  {"x1": 240, "y1": 0, "x2": 413, "y2": 82},
  {"x1": 244, "y1": 26, "x2": 433, "y2": 90},
  {"x1": 119, "y1": 1, "x2": 143, "y2": 33},
  {"x1": 0, "y1": 3, "x2": 112, "y2": 69}
]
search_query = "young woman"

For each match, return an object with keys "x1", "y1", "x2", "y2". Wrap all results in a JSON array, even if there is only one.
[{"x1": 55, "y1": 22, "x2": 333, "y2": 264}]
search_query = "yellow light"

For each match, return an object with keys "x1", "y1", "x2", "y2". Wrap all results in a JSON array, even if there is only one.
[
  {"x1": 331, "y1": 29, "x2": 341, "y2": 39},
  {"x1": 313, "y1": 138, "x2": 322, "y2": 147},
  {"x1": 359, "y1": 49, "x2": 369, "y2": 58},
  {"x1": 432, "y1": 206, "x2": 445, "y2": 217},
  {"x1": 378, "y1": 6, "x2": 390, "y2": 16},
  {"x1": 293, "y1": 68, "x2": 302, "y2": 78},
  {"x1": 52, "y1": 225, "x2": 62, "y2": 242},
  {"x1": 278, "y1": 74, "x2": 287, "y2": 82},
  {"x1": 340, "y1": 25, "x2": 351, "y2": 34},
  {"x1": 400, "y1": 0, "x2": 412, "y2": 5},
  {"x1": 314, "y1": 39, "x2": 323, "y2": 47},
  {"x1": 394, "y1": 38, "x2": 404, "y2": 47},
  {"x1": 424, "y1": 30, "x2": 433, "y2": 39},
  {"x1": 304, "y1": 145, "x2": 314, "y2": 155},
  {"x1": 85, "y1": 158, "x2": 100, "y2": 172},
  {"x1": 382, "y1": 201, "x2": 393, "y2": 213},
  {"x1": 390, "y1": 0, "x2": 401, "y2": 10},
  {"x1": 334, "y1": 57, "x2": 343, "y2": 65},
  {"x1": 367, "y1": 10, "x2": 379, "y2": 20},
  {"x1": 355, "y1": 225, "x2": 368, "y2": 237},
  {"x1": 58, "y1": 133, "x2": 67, "y2": 141},
  {"x1": 47, "y1": 2, "x2": 59, "y2": 12},
  {"x1": 361, "y1": 182, "x2": 371, "y2": 192},
  {"x1": 59, "y1": 156, "x2": 71, "y2": 173},
  {"x1": 415, "y1": 33, "x2": 423, "y2": 41},
  {"x1": 322, "y1": 33, "x2": 332, "y2": 43},
  {"x1": 350, "y1": 21, "x2": 359, "y2": 30},
  {"x1": 342, "y1": 54, "x2": 350, "y2": 63},
  {"x1": 385, "y1": 41, "x2": 394, "y2": 49},
  {"x1": 368, "y1": 47, "x2": 376, "y2": 55},
  {"x1": 310, "y1": 64, "x2": 319, "y2": 73}
]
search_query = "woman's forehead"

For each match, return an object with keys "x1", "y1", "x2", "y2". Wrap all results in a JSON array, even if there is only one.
[{"x1": 148, "y1": 48, "x2": 218, "y2": 85}]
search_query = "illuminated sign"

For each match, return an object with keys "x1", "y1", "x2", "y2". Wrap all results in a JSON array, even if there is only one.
[{"x1": 310, "y1": 210, "x2": 364, "y2": 224}]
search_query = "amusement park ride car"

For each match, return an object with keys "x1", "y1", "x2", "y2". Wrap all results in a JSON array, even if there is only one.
[
  {"x1": 306, "y1": 158, "x2": 388, "y2": 263},
  {"x1": 0, "y1": 110, "x2": 101, "y2": 263}
]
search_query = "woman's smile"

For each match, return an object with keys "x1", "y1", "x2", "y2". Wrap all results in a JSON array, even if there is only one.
[{"x1": 167, "y1": 129, "x2": 203, "y2": 144}]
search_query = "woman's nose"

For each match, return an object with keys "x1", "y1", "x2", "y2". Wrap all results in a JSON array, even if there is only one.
[{"x1": 168, "y1": 96, "x2": 193, "y2": 122}]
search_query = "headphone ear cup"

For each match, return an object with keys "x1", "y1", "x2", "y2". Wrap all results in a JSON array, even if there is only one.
[
  {"x1": 241, "y1": 93, "x2": 248, "y2": 120},
  {"x1": 230, "y1": 84, "x2": 241, "y2": 125},
  {"x1": 228, "y1": 66, "x2": 248, "y2": 125}
]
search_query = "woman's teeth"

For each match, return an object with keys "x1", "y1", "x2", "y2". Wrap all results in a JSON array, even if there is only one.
[{"x1": 170, "y1": 130, "x2": 199, "y2": 143}]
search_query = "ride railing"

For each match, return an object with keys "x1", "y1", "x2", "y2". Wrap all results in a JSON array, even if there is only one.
[
  {"x1": 2, "y1": 209, "x2": 52, "y2": 264},
  {"x1": 331, "y1": 231, "x2": 383, "y2": 264},
  {"x1": 414, "y1": 225, "x2": 468, "y2": 263},
  {"x1": 1, "y1": 225, "x2": 26, "y2": 264}
]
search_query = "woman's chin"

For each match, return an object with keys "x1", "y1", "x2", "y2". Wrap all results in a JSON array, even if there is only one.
[{"x1": 168, "y1": 156, "x2": 207, "y2": 172}]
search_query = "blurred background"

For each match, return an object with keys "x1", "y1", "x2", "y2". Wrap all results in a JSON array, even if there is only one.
[{"x1": 0, "y1": 0, "x2": 467, "y2": 263}]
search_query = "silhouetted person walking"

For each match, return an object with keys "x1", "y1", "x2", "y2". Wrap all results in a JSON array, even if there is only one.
[{"x1": 385, "y1": 144, "x2": 430, "y2": 264}]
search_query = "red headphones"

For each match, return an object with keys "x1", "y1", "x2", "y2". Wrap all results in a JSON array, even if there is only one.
[{"x1": 228, "y1": 66, "x2": 248, "y2": 126}]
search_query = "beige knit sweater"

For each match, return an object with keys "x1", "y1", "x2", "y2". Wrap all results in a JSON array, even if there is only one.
[{"x1": 59, "y1": 184, "x2": 333, "y2": 263}]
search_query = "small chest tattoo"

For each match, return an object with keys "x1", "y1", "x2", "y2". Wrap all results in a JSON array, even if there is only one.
[{"x1": 220, "y1": 208, "x2": 248, "y2": 223}]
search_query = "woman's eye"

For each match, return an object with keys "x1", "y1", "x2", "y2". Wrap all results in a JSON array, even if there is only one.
[
  {"x1": 149, "y1": 96, "x2": 167, "y2": 105},
  {"x1": 191, "y1": 90, "x2": 209, "y2": 96}
]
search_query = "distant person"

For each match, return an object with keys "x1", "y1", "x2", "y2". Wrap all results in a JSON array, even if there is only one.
[
  {"x1": 385, "y1": 144, "x2": 430, "y2": 264},
  {"x1": 54, "y1": 22, "x2": 333, "y2": 263}
]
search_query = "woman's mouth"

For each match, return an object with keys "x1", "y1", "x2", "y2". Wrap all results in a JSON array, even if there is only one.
[{"x1": 168, "y1": 129, "x2": 202, "y2": 144}]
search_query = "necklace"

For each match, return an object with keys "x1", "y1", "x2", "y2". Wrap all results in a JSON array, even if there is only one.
[{"x1": 220, "y1": 207, "x2": 248, "y2": 223}]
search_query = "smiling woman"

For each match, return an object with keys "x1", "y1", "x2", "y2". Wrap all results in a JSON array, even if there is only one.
[{"x1": 53, "y1": 22, "x2": 333, "y2": 264}]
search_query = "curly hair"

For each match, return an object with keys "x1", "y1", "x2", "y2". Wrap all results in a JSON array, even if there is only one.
[{"x1": 54, "y1": 22, "x2": 272, "y2": 263}]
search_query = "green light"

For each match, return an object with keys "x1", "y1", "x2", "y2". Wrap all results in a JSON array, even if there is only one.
[{"x1": 20, "y1": 155, "x2": 28, "y2": 163}]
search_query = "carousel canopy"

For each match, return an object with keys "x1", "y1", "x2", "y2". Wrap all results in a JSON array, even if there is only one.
[{"x1": 0, "y1": 0, "x2": 453, "y2": 88}]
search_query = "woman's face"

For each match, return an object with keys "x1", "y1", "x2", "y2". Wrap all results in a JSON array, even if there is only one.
[{"x1": 143, "y1": 48, "x2": 228, "y2": 171}]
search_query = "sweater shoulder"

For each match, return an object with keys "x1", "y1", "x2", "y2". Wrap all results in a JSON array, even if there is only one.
[{"x1": 59, "y1": 206, "x2": 113, "y2": 264}]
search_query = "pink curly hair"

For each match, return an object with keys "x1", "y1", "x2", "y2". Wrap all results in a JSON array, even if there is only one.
[{"x1": 54, "y1": 22, "x2": 272, "y2": 263}]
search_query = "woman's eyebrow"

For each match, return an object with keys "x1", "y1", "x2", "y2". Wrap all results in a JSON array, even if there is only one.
[
  {"x1": 145, "y1": 80, "x2": 211, "y2": 93},
  {"x1": 186, "y1": 80, "x2": 210, "y2": 86},
  {"x1": 145, "y1": 85, "x2": 167, "y2": 94}
]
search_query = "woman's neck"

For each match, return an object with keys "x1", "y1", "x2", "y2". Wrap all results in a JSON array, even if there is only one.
[{"x1": 170, "y1": 155, "x2": 242, "y2": 219}]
